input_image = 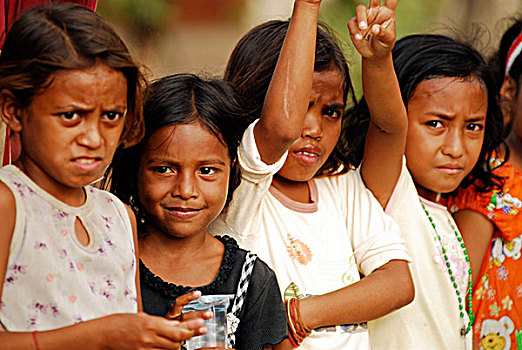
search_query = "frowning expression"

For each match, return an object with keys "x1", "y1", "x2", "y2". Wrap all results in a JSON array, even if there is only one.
[
  {"x1": 405, "y1": 76, "x2": 487, "y2": 201},
  {"x1": 13, "y1": 63, "x2": 127, "y2": 199},
  {"x1": 275, "y1": 68, "x2": 345, "y2": 183}
]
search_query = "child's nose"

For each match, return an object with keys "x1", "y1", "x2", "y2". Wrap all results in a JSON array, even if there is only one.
[
  {"x1": 173, "y1": 172, "x2": 198, "y2": 199},
  {"x1": 441, "y1": 129, "x2": 464, "y2": 158},
  {"x1": 302, "y1": 112, "x2": 323, "y2": 140},
  {"x1": 76, "y1": 122, "x2": 102, "y2": 149}
]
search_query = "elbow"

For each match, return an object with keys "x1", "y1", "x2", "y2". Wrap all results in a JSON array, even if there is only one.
[
  {"x1": 402, "y1": 276, "x2": 415, "y2": 307},
  {"x1": 396, "y1": 266, "x2": 415, "y2": 309}
]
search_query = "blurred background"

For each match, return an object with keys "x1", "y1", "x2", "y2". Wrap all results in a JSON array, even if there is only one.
[{"x1": 98, "y1": 0, "x2": 522, "y2": 97}]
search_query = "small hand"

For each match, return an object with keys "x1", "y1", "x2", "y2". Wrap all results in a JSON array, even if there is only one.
[
  {"x1": 95, "y1": 312, "x2": 208, "y2": 350},
  {"x1": 166, "y1": 290, "x2": 213, "y2": 322},
  {"x1": 347, "y1": 0, "x2": 398, "y2": 59}
]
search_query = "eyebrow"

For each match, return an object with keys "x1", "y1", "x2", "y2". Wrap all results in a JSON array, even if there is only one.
[
  {"x1": 430, "y1": 113, "x2": 486, "y2": 122},
  {"x1": 146, "y1": 158, "x2": 228, "y2": 166},
  {"x1": 53, "y1": 104, "x2": 127, "y2": 111},
  {"x1": 328, "y1": 103, "x2": 345, "y2": 110}
]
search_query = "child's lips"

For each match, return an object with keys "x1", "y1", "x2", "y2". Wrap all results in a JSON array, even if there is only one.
[
  {"x1": 166, "y1": 207, "x2": 202, "y2": 219},
  {"x1": 71, "y1": 157, "x2": 102, "y2": 172},
  {"x1": 437, "y1": 165, "x2": 463, "y2": 175},
  {"x1": 292, "y1": 146, "x2": 322, "y2": 165}
]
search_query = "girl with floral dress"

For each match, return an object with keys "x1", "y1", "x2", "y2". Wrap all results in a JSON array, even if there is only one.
[
  {"x1": 0, "y1": 3, "x2": 207, "y2": 349},
  {"x1": 446, "y1": 18, "x2": 522, "y2": 349}
]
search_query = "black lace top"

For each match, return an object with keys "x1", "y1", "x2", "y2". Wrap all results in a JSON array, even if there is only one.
[{"x1": 140, "y1": 235, "x2": 287, "y2": 350}]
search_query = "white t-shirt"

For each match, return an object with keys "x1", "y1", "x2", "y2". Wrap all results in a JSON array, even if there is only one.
[
  {"x1": 368, "y1": 160, "x2": 472, "y2": 349},
  {"x1": 210, "y1": 122, "x2": 410, "y2": 350}
]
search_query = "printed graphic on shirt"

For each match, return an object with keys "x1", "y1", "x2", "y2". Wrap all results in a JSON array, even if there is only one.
[
  {"x1": 286, "y1": 234, "x2": 312, "y2": 265},
  {"x1": 486, "y1": 190, "x2": 522, "y2": 217},
  {"x1": 490, "y1": 237, "x2": 522, "y2": 267},
  {"x1": 479, "y1": 316, "x2": 515, "y2": 350}
]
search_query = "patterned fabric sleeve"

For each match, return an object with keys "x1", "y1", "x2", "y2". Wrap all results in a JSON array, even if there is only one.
[{"x1": 447, "y1": 160, "x2": 522, "y2": 241}]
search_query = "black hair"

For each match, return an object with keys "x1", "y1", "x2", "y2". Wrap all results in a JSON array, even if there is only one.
[
  {"x1": 0, "y1": 2, "x2": 146, "y2": 146},
  {"x1": 490, "y1": 17, "x2": 522, "y2": 91},
  {"x1": 348, "y1": 34, "x2": 505, "y2": 193},
  {"x1": 107, "y1": 73, "x2": 249, "y2": 230},
  {"x1": 225, "y1": 19, "x2": 358, "y2": 175}
]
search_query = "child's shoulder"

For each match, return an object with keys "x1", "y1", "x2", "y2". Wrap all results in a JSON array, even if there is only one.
[
  {"x1": 215, "y1": 235, "x2": 277, "y2": 282},
  {"x1": 0, "y1": 175, "x2": 16, "y2": 239}
]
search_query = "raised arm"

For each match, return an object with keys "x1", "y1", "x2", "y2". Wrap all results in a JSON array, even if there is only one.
[
  {"x1": 347, "y1": 0, "x2": 407, "y2": 207},
  {"x1": 254, "y1": 0, "x2": 320, "y2": 164}
]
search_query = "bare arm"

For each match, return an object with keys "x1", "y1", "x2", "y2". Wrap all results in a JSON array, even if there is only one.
[
  {"x1": 347, "y1": 0, "x2": 407, "y2": 208},
  {"x1": 453, "y1": 209, "x2": 494, "y2": 286},
  {"x1": 299, "y1": 260, "x2": 413, "y2": 328},
  {"x1": 254, "y1": 0, "x2": 321, "y2": 164}
]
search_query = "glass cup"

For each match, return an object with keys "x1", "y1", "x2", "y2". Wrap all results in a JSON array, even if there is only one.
[{"x1": 182, "y1": 294, "x2": 233, "y2": 350}]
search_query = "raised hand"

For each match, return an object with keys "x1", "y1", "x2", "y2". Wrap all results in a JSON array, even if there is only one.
[{"x1": 347, "y1": 0, "x2": 398, "y2": 59}]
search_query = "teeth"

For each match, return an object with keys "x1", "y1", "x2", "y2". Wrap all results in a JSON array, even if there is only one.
[
  {"x1": 297, "y1": 151, "x2": 318, "y2": 157},
  {"x1": 76, "y1": 159, "x2": 95, "y2": 164}
]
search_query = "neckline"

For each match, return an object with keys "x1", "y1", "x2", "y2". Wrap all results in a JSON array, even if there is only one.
[
  {"x1": 269, "y1": 179, "x2": 318, "y2": 213},
  {"x1": 139, "y1": 235, "x2": 239, "y2": 298},
  {"x1": 4, "y1": 164, "x2": 92, "y2": 212},
  {"x1": 419, "y1": 195, "x2": 447, "y2": 211}
]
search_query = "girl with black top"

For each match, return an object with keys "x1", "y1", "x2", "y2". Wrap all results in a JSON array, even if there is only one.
[{"x1": 108, "y1": 73, "x2": 287, "y2": 350}]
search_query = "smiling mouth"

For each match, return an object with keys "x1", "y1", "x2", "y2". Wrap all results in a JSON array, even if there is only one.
[{"x1": 166, "y1": 207, "x2": 202, "y2": 219}]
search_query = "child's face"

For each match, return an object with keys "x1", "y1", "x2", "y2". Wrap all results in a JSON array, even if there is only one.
[
  {"x1": 276, "y1": 68, "x2": 345, "y2": 182},
  {"x1": 404, "y1": 76, "x2": 487, "y2": 201},
  {"x1": 502, "y1": 77, "x2": 522, "y2": 138},
  {"x1": 15, "y1": 63, "x2": 127, "y2": 192},
  {"x1": 138, "y1": 122, "x2": 231, "y2": 239}
]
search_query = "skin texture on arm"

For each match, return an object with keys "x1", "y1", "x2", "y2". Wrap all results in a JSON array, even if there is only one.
[
  {"x1": 299, "y1": 260, "x2": 413, "y2": 328},
  {"x1": 253, "y1": 0, "x2": 320, "y2": 164},
  {"x1": 452, "y1": 209, "x2": 494, "y2": 286},
  {"x1": 347, "y1": 0, "x2": 407, "y2": 208}
]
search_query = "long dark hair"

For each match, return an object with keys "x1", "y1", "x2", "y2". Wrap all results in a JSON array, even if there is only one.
[
  {"x1": 0, "y1": 2, "x2": 146, "y2": 147},
  {"x1": 348, "y1": 34, "x2": 505, "y2": 193},
  {"x1": 489, "y1": 17, "x2": 522, "y2": 90},
  {"x1": 107, "y1": 73, "x2": 249, "y2": 231},
  {"x1": 225, "y1": 19, "x2": 358, "y2": 175}
]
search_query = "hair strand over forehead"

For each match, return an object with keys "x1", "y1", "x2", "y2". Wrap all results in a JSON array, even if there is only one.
[
  {"x1": 224, "y1": 19, "x2": 359, "y2": 175},
  {"x1": 0, "y1": 2, "x2": 146, "y2": 147},
  {"x1": 107, "y1": 73, "x2": 249, "y2": 233}
]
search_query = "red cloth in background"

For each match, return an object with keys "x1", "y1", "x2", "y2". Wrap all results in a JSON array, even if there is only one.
[
  {"x1": 1, "y1": 0, "x2": 98, "y2": 165},
  {"x1": 1, "y1": 0, "x2": 98, "y2": 47}
]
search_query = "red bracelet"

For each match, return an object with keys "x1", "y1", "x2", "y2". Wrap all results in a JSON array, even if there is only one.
[{"x1": 32, "y1": 331, "x2": 41, "y2": 350}]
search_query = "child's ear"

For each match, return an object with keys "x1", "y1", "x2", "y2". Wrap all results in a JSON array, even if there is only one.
[
  {"x1": 500, "y1": 76, "x2": 517, "y2": 127},
  {"x1": 500, "y1": 76, "x2": 517, "y2": 103},
  {"x1": 0, "y1": 89, "x2": 23, "y2": 132}
]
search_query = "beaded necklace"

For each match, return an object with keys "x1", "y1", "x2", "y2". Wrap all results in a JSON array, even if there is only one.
[{"x1": 421, "y1": 202, "x2": 475, "y2": 336}]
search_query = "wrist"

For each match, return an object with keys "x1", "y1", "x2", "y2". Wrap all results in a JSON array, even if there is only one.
[
  {"x1": 293, "y1": 0, "x2": 321, "y2": 12},
  {"x1": 362, "y1": 54, "x2": 394, "y2": 69}
]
